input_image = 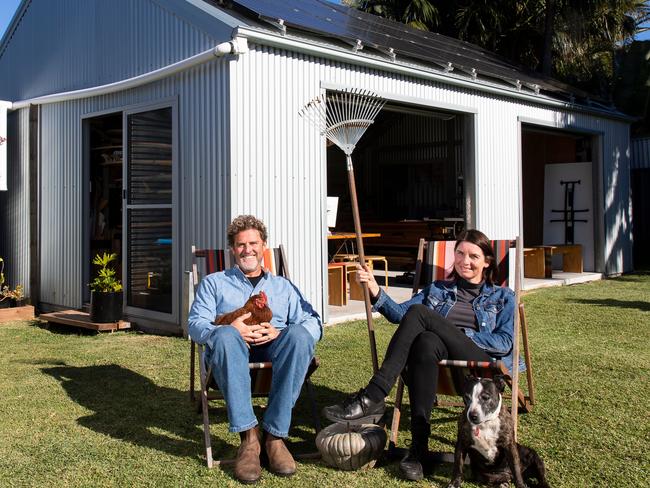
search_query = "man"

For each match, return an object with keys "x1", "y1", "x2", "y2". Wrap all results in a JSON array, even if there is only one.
[{"x1": 188, "y1": 215, "x2": 321, "y2": 483}]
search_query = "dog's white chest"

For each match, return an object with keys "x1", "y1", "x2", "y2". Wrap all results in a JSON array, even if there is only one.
[{"x1": 470, "y1": 418, "x2": 501, "y2": 463}]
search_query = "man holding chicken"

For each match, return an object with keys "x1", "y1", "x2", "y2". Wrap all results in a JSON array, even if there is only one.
[{"x1": 188, "y1": 215, "x2": 321, "y2": 483}]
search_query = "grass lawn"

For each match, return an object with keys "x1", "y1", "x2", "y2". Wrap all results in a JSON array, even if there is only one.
[{"x1": 1, "y1": 273, "x2": 648, "y2": 487}]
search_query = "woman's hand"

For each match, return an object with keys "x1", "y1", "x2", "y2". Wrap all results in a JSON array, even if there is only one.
[{"x1": 355, "y1": 263, "x2": 381, "y2": 299}]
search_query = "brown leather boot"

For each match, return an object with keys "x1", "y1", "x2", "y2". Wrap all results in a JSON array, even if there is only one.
[
  {"x1": 263, "y1": 431, "x2": 296, "y2": 477},
  {"x1": 234, "y1": 426, "x2": 261, "y2": 484}
]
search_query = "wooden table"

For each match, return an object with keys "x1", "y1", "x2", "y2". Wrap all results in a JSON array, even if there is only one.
[
  {"x1": 327, "y1": 232, "x2": 381, "y2": 240},
  {"x1": 327, "y1": 232, "x2": 381, "y2": 261}
]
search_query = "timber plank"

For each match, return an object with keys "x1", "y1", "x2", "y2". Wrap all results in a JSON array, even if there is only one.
[
  {"x1": 39, "y1": 310, "x2": 130, "y2": 332},
  {"x1": 0, "y1": 305, "x2": 36, "y2": 323}
]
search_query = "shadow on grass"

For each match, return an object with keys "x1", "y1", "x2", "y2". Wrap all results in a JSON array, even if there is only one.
[
  {"x1": 41, "y1": 364, "x2": 209, "y2": 461},
  {"x1": 570, "y1": 298, "x2": 650, "y2": 312},
  {"x1": 40, "y1": 364, "x2": 345, "y2": 465}
]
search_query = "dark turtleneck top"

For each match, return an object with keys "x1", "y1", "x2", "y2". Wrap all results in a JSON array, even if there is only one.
[{"x1": 445, "y1": 278, "x2": 483, "y2": 331}]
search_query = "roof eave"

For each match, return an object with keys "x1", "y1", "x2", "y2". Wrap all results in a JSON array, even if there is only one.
[{"x1": 236, "y1": 26, "x2": 633, "y2": 123}]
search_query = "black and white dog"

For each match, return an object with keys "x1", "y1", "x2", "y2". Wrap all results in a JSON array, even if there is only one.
[{"x1": 446, "y1": 375, "x2": 549, "y2": 488}]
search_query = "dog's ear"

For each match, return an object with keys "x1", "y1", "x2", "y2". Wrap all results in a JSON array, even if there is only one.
[
  {"x1": 465, "y1": 374, "x2": 477, "y2": 383},
  {"x1": 493, "y1": 374, "x2": 506, "y2": 392}
]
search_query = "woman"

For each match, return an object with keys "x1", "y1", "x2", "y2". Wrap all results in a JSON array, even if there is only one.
[{"x1": 323, "y1": 229, "x2": 519, "y2": 481}]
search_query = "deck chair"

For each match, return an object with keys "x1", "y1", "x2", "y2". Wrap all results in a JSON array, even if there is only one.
[
  {"x1": 187, "y1": 245, "x2": 321, "y2": 468},
  {"x1": 388, "y1": 237, "x2": 536, "y2": 453}
]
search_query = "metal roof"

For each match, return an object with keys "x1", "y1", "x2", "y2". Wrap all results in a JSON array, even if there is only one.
[{"x1": 217, "y1": 0, "x2": 614, "y2": 111}]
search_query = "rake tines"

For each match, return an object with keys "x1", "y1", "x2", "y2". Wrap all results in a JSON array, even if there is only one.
[{"x1": 299, "y1": 89, "x2": 386, "y2": 156}]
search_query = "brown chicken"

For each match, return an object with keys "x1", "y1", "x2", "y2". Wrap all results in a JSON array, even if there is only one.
[{"x1": 214, "y1": 291, "x2": 273, "y2": 326}]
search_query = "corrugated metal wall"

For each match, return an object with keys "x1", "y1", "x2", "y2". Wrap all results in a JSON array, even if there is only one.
[
  {"x1": 231, "y1": 44, "x2": 632, "y2": 315},
  {"x1": 630, "y1": 137, "x2": 650, "y2": 268},
  {"x1": 631, "y1": 137, "x2": 650, "y2": 169},
  {"x1": 36, "y1": 58, "x2": 232, "y2": 318},
  {"x1": 0, "y1": 108, "x2": 30, "y2": 296},
  {"x1": 0, "y1": 0, "x2": 236, "y2": 101}
]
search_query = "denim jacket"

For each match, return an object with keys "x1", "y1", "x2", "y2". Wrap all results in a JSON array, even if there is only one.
[
  {"x1": 188, "y1": 267, "x2": 322, "y2": 353},
  {"x1": 373, "y1": 280, "x2": 524, "y2": 373}
]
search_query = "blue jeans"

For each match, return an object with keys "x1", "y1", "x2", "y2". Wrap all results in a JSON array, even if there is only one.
[{"x1": 206, "y1": 325, "x2": 315, "y2": 438}]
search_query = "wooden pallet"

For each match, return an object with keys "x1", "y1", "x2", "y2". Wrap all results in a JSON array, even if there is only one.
[{"x1": 39, "y1": 310, "x2": 130, "y2": 332}]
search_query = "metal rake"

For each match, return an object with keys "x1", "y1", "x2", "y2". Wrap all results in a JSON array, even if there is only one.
[{"x1": 300, "y1": 88, "x2": 386, "y2": 373}]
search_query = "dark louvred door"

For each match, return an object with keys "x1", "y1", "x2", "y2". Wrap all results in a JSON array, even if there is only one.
[{"x1": 125, "y1": 107, "x2": 173, "y2": 315}]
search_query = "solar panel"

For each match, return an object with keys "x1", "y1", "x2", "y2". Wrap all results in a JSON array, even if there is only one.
[{"x1": 225, "y1": 0, "x2": 598, "y2": 103}]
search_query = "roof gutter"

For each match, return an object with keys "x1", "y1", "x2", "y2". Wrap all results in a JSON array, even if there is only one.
[
  {"x1": 7, "y1": 37, "x2": 249, "y2": 110},
  {"x1": 236, "y1": 27, "x2": 632, "y2": 122}
]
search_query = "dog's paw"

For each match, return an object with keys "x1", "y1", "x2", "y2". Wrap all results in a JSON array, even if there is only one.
[{"x1": 446, "y1": 481, "x2": 461, "y2": 488}]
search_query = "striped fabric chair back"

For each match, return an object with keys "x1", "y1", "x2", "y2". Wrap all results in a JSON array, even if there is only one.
[
  {"x1": 190, "y1": 244, "x2": 289, "y2": 395},
  {"x1": 191, "y1": 246, "x2": 289, "y2": 285},
  {"x1": 436, "y1": 359, "x2": 508, "y2": 397},
  {"x1": 420, "y1": 239, "x2": 514, "y2": 288}
]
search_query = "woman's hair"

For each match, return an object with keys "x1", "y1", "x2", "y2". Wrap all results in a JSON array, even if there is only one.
[
  {"x1": 227, "y1": 215, "x2": 268, "y2": 247},
  {"x1": 449, "y1": 229, "x2": 499, "y2": 285}
]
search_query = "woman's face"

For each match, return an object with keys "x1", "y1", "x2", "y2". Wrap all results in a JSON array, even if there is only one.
[{"x1": 454, "y1": 240, "x2": 489, "y2": 284}]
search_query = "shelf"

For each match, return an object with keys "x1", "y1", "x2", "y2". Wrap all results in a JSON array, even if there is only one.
[{"x1": 92, "y1": 145, "x2": 122, "y2": 151}]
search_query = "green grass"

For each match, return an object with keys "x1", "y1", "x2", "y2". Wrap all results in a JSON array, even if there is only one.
[{"x1": 1, "y1": 273, "x2": 649, "y2": 487}]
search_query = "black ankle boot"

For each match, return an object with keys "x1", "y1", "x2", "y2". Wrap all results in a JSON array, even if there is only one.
[
  {"x1": 322, "y1": 388, "x2": 385, "y2": 424},
  {"x1": 399, "y1": 421, "x2": 430, "y2": 481}
]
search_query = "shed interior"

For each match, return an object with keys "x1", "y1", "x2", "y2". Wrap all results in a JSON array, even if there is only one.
[
  {"x1": 87, "y1": 113, "x2": 123, "y2": 296},
  {"x1": 521, "y1": 126, "x2": 597, "y2": 272},
  {"x1": 326, "y1": 102, "x2": 468, "y2": 271}
]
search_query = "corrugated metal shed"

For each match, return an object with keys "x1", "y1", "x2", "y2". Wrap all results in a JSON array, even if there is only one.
[{"x1": 0, "y1": 0, "x2": 635, "y2": 332}]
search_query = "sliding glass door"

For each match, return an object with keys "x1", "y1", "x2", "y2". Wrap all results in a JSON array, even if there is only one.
[{"x1": 123, "y1": 104, "x2": 177, "y2": 320}]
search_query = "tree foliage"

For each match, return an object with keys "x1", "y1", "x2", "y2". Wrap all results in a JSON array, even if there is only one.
[{"x1": 347, "y1": 0, "x2": 650, "y2": 99}]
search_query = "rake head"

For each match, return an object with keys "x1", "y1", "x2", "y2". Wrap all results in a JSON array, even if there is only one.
[{"x1": 299, "y1": 89, "x2": 386, "y2": 156}]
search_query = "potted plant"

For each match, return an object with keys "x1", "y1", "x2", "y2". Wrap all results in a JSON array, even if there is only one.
[
  {"x1": 89, "y1": 252, "x2": 123, "y2": 322},
  {"x1": 0, "y1": 257, "x2": 25, "y2": 308}
]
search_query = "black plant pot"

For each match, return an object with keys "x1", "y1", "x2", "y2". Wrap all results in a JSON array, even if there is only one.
[{"x1": 90, "y1": 291, "x2": 123, "y2": 323}]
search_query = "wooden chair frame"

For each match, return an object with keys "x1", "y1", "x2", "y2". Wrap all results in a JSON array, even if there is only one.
[
  {"x1": 186, "y1": 244, "x2": 320, "y2": 467},
  {"x1": 388, "y1": 237, "x2": 536, "y2": 453}
]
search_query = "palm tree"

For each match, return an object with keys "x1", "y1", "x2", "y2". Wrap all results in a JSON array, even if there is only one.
[
  {"x1": 347, "y1": 0, "x2": 650, "y2": 98},
  {"x1": 549, "y1": 0, "x2": 650, "y2": 96},
  {"x1": 348, "y1": 0, "x2": 440, "y2": 30}
]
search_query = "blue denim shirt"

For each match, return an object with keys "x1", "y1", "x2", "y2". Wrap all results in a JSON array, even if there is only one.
[
  {"x1": 373, "y1": 280, "x2": 524, "y2": 373},
  {"x1": 188, "y1": 266, "x2": 322, "y2": 352}
]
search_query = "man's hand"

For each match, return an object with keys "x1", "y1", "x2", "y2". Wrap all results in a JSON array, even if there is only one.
[
  {"x1": 230, "y1": 312, "x2": 262, "y2": 345},
  {"x1": 252, "y1": 322, "x2": 279, "y2": 346},
  {"x1": 229, "y1": 313, "x2": 279, "y2": 346}
]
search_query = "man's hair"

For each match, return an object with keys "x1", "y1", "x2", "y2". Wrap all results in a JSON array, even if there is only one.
[
  {"x1": 227, "y1": 215, "x2": 268, "y2": 247},
  {"x1": 448, "y1": 229, "x2": 499, "y2": 285}
]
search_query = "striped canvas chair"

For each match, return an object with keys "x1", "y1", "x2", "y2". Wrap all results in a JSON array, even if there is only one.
[
  {"x1": 422, "y1": 239, "x2": 513, "y2": 287},
  {"x1": 187, "y1": 245, "x2": 320, "y2": 468},
  {"x1": 388, "y1": 238, "x2": 535, "y2": 454}
]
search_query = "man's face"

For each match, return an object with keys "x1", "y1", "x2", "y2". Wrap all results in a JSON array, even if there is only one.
[{"x1": 232, "y1": 229, "x2": 267, "y2": 277}]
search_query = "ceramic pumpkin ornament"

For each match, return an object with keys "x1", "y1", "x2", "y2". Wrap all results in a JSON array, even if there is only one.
[{"x1": 315, "y1": 423, "x2": 387, "y2": 471}]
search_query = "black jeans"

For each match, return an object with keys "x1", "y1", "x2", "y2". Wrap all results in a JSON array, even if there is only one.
[{"x1": 369, "y1": 304, "x2": 490, "y2": 427}]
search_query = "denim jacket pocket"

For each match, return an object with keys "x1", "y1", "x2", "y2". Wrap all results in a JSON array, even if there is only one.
[
  {"x1": 480, "y1": 299, "x2": 504, "y2": 330},
  {"x1": 484, "y1": 299, "x2": 504, "y2": 314},
  {"x1": 425, "y1": 295, "x2": 441, "y2": 309}
]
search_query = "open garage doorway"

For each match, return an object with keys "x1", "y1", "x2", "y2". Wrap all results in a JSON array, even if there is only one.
[
  {"x1": 521, "y1": 125, "x2": 602, "y2": 283},
  {"x1": 325, "y1": 99, "x2": 474, "y2": 321}
]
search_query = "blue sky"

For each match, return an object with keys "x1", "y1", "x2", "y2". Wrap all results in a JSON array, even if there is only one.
[{"x1": 1, "y1": 0, "x2": 649, "y2": 42}]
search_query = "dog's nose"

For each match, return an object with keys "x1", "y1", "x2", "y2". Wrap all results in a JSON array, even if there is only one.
[{"x1": 469, "y1": 411, "x2": 480, "y2": 423}]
